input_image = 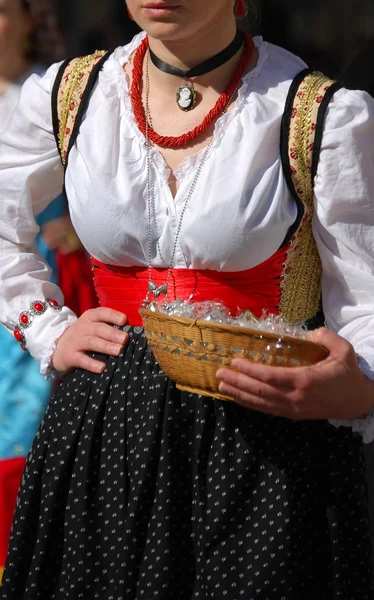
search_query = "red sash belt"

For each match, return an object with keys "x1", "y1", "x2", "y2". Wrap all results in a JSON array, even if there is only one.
[
  {"x1": 91, "y1": 246, "x2": 288, "y2": 327},
  {"x1": 57, "y1": 249, "x2": 98, "y2": 316}
]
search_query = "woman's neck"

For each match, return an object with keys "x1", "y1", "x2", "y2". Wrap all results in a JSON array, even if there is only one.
[{"x1": 147, "y1": 19, "x2": 238, "y2": 90}]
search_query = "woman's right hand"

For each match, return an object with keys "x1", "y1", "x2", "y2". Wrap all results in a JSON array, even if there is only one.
[{"x1": 51, "y1": 308, "x2": 129, "y2": 374}]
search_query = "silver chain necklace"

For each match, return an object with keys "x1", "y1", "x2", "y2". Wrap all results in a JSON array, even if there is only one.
[{"x1": 144, "y1": 51, "x2": 240, "y2": 304}]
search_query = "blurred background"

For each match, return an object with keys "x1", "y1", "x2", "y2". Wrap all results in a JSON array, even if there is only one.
[{"x1": 55, "y1": 0, "x2": 374, "y2": 89}]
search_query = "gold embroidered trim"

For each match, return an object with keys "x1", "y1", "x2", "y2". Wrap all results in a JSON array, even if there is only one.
[
  {"x1": 280, "y1": 72, "x2": 336, "y2": 323},
  {"x1": 56, "y1": 60, "x2": 335, "y2": 324},
  {"x1": 57, "y1": 50, "x2": 108, "y2": 165}
]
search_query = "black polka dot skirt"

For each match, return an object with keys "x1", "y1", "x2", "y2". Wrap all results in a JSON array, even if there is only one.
[{"x1": 1, "y1": 326, "x2": 373, "y2": 599}]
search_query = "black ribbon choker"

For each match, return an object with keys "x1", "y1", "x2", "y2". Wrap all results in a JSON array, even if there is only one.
[{"x1": 149, "y1": 29, "x2": 244, "y2": 79}]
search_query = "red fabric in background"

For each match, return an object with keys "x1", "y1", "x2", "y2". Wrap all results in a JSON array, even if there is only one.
[
  {"x1": 91, "y1": 245, "x2": 288, "y2": 326},
  {"x1": 0, "y1": 457, "x2": 25, "y2": 568},
  {"x1": 56, "y1": 249, "x2": 98, "y2": 316}
]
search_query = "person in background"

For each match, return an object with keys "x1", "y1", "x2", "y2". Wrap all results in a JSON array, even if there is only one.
[{"x1": 0, "y1": 0, "x2": 97, "y2": 581}]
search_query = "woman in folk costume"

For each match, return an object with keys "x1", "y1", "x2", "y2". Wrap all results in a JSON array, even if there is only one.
[
  {"x1": 0, "y1": 0, "x2": 374, "y2": 596},
  {"x1": 0, "y1": 0, "x2": 97, "y2": 582}
]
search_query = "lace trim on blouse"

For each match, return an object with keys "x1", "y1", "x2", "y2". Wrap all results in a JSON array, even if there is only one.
[
  {"x1": 103, "y1": 32, "x2": 269, "y2": 184},
  {"x1": 329, "y1": 354, "x2": 374, "y2": 443}
]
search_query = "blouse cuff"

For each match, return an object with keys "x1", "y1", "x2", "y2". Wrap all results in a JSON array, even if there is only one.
[
  {"x1": 329, "y1": 354, "x2": 374, "y2": 444},
  {"x1": 40, "y1": 314, "x2": 78, "y2": 381},
  {"x1": 18, "y1": 304, "x2": 78, "y2": 379}
]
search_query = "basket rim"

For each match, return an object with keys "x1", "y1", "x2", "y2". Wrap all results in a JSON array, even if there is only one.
[{"x1": 139, "y1": 306, "x2": 328, "y2": 355}]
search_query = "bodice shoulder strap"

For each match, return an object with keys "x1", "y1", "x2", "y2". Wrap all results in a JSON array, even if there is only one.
[
  {"x1": 51, "y1": 50, "x2": 114, "y2": 168},
  {"x1": 280, "y1": 68, "x2": 340, "y2": 227},
  {"x1": 279, "y1": 69, "x2": 341, "y2": 323}
]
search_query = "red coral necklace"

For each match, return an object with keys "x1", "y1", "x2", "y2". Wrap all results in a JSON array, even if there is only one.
[{"x1": 130, "y1": 31, "x2": 255, "y2": 149}]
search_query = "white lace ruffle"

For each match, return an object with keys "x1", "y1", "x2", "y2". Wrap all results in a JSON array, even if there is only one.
[
  {"x1": 329, "y1": 414, "x2": 374, "y2": 445},
  {"x1": 108, "y1": 33, "x2": 269, "y2": 184},
  {"x1": 329, "y1": 354, "x2": 374, "y2": 444},
  {"x1": 174, "y1": 38, "x2": 269, "y2": 182},
  {"x1": 39, "y1": 314, "x2": 78, "y2": 381}
]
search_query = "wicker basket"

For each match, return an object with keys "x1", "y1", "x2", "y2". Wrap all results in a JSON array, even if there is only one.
[{"x1": 139, "y1": 307, "x2": 328, "y2": 402}]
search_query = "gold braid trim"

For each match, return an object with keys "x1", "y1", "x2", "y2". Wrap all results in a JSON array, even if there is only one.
[
  {"x1": 57, "y1": 50, "x2": 108, "y2": 165},
  {"x1": 56, "y1": 61, "x2": 334, "y2": 324},
  {"x1": 280, "y1": 72, "x2": 336, "y2": 323}
]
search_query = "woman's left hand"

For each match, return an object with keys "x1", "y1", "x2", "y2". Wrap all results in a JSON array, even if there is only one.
[{"x1": 216, "y1": 328, "x2": 374, "y2": 421}]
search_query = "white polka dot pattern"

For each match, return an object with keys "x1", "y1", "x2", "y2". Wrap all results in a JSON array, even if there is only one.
[{"x1": 1, "y1": 327, "x2": 373, "y2": 599}]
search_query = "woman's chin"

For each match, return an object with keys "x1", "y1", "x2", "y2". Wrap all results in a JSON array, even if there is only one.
[{"x1": 139, "y1": 20, "x2": 192, "y2": 41}]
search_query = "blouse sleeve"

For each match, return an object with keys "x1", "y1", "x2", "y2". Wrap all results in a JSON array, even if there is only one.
[
  {"x1": 0, "y1": 63, "x2": 77, "y2": 378},
  {"x1": 313, "y1": 87, "x2": 374, "y2": 443}
]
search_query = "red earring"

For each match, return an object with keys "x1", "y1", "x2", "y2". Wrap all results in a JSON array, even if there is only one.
[{"x1": 234, "y1": 0, "x2": 248, "y2": 19}]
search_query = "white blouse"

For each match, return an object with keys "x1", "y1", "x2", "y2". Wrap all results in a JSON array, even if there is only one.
[
  {"x1": 0, "y1": 34, "x2": 374, "y2": 440},
  {"x1": 0, "y1": 83, "x2": 21, "y2": 133},
  {"x1": 0, "y1": 65, "x2": 46, "y2": 133}
]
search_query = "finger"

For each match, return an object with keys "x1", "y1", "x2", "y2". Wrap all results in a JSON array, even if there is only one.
[
  {"x1": 84, "y1": 308, "x2": 128, "y2": 326},
  {"x1": 41, "y1": 233, "x2": 64, "y2": 250},
  {"x1": 74, "y1": 352, "x2": 107, "y2": 374},
  {"x1": 41, "y1": 224, "x2": 67, "y2": 243},
  {"x1": 79, "y1": 336, "x2": 124, "y2": 356},
  {"x1": 217, "y1": 381, "x2": 286, "y2": 417},
  {"x1": 228, "y1": 360, "x2": 299, "y2": 390},
  {"x1": 41, "y1": 216, "x2": 70, "y2": 232},
  {"x1": 57, "y1": 242, "x2": 80, "y2": 255},
  {"x1": 40, "y1": 224, "x2": 60, "y2": 238},
  {"x1": 307, "y1": 327, "x2": 349, "y2": 359},
  {"x1": 216, "y1": 368, "x2": 289, "y2": 403},
  {"x1": 87, "y1": 323, "x2": 129, "y2": 344}
]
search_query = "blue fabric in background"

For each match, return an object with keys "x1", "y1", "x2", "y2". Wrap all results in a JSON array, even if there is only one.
[{"x1": 0, "y1": 195, "x2": 65, "y2": 459}]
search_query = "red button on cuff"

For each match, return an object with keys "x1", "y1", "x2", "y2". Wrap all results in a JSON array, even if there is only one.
[{"x1": 14, "y1": 328, "x2": 23, "y2": 342}]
